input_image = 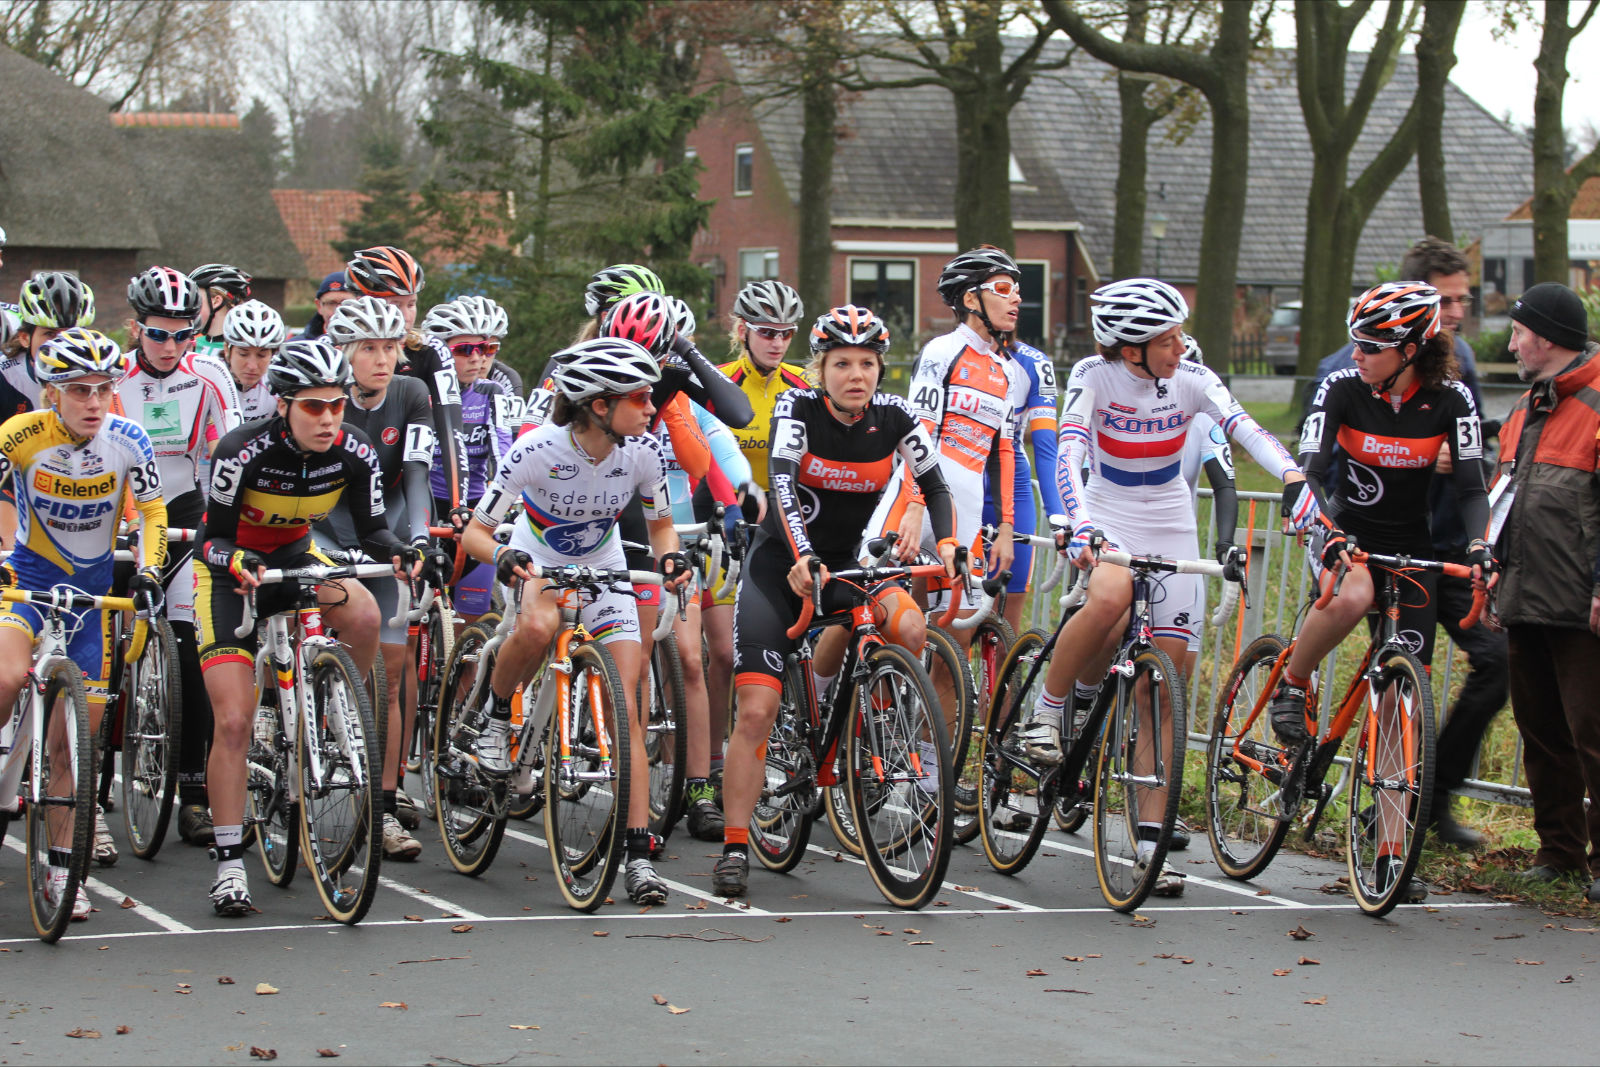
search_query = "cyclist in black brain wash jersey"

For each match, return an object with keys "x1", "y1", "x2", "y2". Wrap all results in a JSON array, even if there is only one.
[
  {"x1": 712, "y1": 305, "x2": 957, "y2": 900},
  {"x1": 313, "y1": 295, "x2": 437, "y2": 861},
  {"x1": 194, "y1": 337, "x2": 418, "y2": 918}
]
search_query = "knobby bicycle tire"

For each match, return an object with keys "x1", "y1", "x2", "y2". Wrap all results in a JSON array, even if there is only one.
[
  {"x1": 298, "y1": 645, "x2": 382, "y2": 925},
  {"x1": 27, "y1": 661, "x2": 93, "y2": 943},
  {"x1": 751, "y1": 655, "x2": 816, "y2": 873},
  {"x1": 1204, "y1": 633, "x2": 1295, "y2": 881},
  {"x1": 120, "y1": 616, "x2": 183, "y2": 861},
  {"x1": 432, "y1": 619, "x2": 508, "y2": 876},
  {"x1": 923, "y1": 624, "x2": 978, "y2": 847},
  {"x1": 977, "y1": 628, "x2": 1052, "y2": 875},
  {"x1": 247, "y1": 654, "x2": 298, "y2": 888},
  {"x1": 545, "y1": 641, "x2": 630, "y2": 912},
  {"x1": 646, "y1": 634, "x2": 689, "y2": 839}
]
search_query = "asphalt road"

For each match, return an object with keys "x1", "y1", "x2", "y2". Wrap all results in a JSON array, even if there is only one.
[{"x1": 1, "y1": 807, "x2": 1595, "y2": 1067}]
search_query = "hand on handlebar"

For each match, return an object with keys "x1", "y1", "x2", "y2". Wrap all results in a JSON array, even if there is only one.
[
  {"x1": 736, "y1": 481, "x2": 767, "y2": 525},
  {"x1": 989, "y1": 521, "x2": 1015, "y2": 576},
  {"x1": 788, "y1": 554, "x2": 828, "y2": 598},
  {"x1": 1069, "y1": 524, "x2": 1098, "y2": 572},
  {"x1": 228, "y1": 549, "x2": 266, "y2": 593},
  {"x1": 393, "y1": 545, "x2": 424, "y2": 583},
  {"x1": 420, "y1": 548, "x2": 453, "y2": 590},
  {"x1": 496, "y1": 548, "x2": 534, "y2": 585},
  {"x1": 938, "y1": 538, "x2": 959, "y2": 579},
  {"x1": 1216, "y1": 541, "x2": 1248, "y2": 584},
  {"x1": 659, "y1": 551, "x2": 691, "y2": 593},
  {"x1": 448, "y1": 505, "x2": 475, "y2": 534},
  {"x1": 131, "y1": 566, "x2": 165, "y2": 614},
  {"x1": 894, "y1": 502, "x2": 924, "y2": 562},
  {"x1": 1319, "y1": 528, "x2": 1353, "y2": 573}
]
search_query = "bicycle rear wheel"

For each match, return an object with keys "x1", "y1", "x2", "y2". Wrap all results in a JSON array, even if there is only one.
[
  {"x1": 298, "y1": 645, "x2": 382, "y2": 925},
  {"x1": 545, "y1": 642, "x2": 629, "y2": 912},
  {"x1": 431, "y1": 620, "x2": 508, "y2": 876},
  {"x1": 26, "y1": 661, "x2": 93, "y2": 943},
  {"x1": 751, "y1": 656, "x2": 816, "y2": 873},
  {"x1": 1204, "y1": 633, "x2": 1295, "y2": 881},
  {"x1": 427, "y1": 610, "x2": 497, "y2": 821},
  {"x1": 407, "y1": 598, "x2": 455, "y2": 782},
  {"x1": 923, "y1": 624, "x2": 978, "y2": 846},
  {"x1": 246, "y1": 657, "x2": 297, "y2": 888},
  {"x1": 977, "y1": 628, "x2": 1052, "y2": 875},
  {"x1": 1347, "y1": 649, "x2": 1435, "y2": 917},
  {"x1": 1093, "y1": 645, "x2": 1185, "y2": 913},
  {"x1": 120, "y1": 617, "x2": 183, "y2": 860},
  {"x1": 845, "y1": 643, "x2": 953, "y2": 909},
  {"x1": 646, "y1": 634, "x2": 688, "y2": 839}
]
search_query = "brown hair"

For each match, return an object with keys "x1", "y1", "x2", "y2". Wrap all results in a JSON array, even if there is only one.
[
  {"x1": 1409, "y1": 331, "x2": 1460, "y2": 389},
  {"x1": 550, "y1": 393, "x2": 599, "y2": 429},
  {"x1": 1400, "y1": 237, "x2": 1469, "y2": 283}
]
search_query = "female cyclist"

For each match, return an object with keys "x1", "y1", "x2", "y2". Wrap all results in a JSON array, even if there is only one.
[
  {"x1": 1025, "y1": 278, "x2": 1305, "y2": 896},
  {"x1": 713, "y1": 305, "x2": 957, "y2": 900},
  {"x1": 223, "y1": 299, "x2": 286, "y2": 422},
  {"x1": 0, "y1": 328, "x2": 166, "y2": 921},
  {"x1": 315, "y1": 296, "x2": 438, "y2": 862},
  {"x1": 463, "y1": 337, "x2": 689, "y2": 905}
]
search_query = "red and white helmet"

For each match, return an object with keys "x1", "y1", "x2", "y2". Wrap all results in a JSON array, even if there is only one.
[{"x1": 128, "y1": 266, "x2": 202, "y2": 321}]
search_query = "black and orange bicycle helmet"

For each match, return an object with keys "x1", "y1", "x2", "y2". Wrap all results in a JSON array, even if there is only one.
[
  {"x1": 346, "y1": 246, "x2": 425, "y2": 297},
  {"x1": 1348, "y1": 282, "x2": 1442, "y2": 345},
  {"x1": 810, "y1": 305, "x2": 891, "y2": 355}
]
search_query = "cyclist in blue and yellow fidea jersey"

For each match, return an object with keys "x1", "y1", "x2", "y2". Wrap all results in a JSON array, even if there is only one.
[{"x1": 0, "y1": 328, "x2": 167, "y2": 922}]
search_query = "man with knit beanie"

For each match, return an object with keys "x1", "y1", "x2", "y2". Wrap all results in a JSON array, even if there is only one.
[{"x1": 1490, "y1": 280, "x2": 1600, "y2": 899}]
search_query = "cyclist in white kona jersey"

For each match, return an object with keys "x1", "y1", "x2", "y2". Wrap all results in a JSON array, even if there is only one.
[
  {"x1": 118, "y1": 265, "x2": 242, "y2": 849},
  {"x1": 223, "y1": 300, "x2": 285, "y2": 422},
  {"x1": 463, "y1": 337, "x2": 689, "y2": 906},
  {"x1": 1024, "y1": 279, "x2": 1311, "y2": 895}
]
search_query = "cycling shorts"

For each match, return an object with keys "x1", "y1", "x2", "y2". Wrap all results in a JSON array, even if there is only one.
[
  {"x1": 455, "y1": 559, "x2": 495, "y2": 618},
  {"x1": 0, "y1": 548, "x2": 113, "y2": 701},
  {"x1": 1096, "y1": 519, "x2": 1202, "y2": 648},
  {"x1": 731, "y1": 533, "x2": 920, "y2": 690},
  {"x1": 980, "y1": 489, "x2": 1037, "y2": 595},
  {"x1": 1307, "y1": 526, "x2": 1441, "y2": 666},
  {"x1": 196, "y1": 545, "x2": 334, "y2": 671},
  {"x1": 509, "y1": 522, "x2": 641, "y2": 646}
]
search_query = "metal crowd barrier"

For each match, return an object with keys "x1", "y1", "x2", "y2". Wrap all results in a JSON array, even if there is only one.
[{"x1": 1017, "y1": 487, "x2": 1528, "y2": 808}]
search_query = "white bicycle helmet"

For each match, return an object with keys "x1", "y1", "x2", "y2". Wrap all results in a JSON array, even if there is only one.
[
  {"x1": 223, "y1": 299, "x2": 286, "y2": 349},
  {"x1": 733, "y1": 280, "x2": 803, "y2": 325},
  {"x1": 1090, "y1": 278, "x2": 1190, "y2": 348},
  {"x1": 1180, "y1": 331, "x2": 1203, "y2": 364},
  {"x1": 479, "y1": 296, "x2": 509, "y2": 338},
  {"x1": 325, "y1": 295, "x2": 406, "y2": 346},
  {"x1": 421, "y1": 297, "x2": 495, "y2": 340},
  {"x1": 664, "y1": 295, "x2": 696, "y2": 339},
  {"x1": 267, "y1": 337, "x2": 351, "y2": 395},
  {"x1": 550, "y1": 337, "x2": 661, "y2": 403}
]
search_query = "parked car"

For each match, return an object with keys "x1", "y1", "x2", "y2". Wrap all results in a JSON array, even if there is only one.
[{"x1": 1262, "y1": 301, "x2": 1301, "y2": 375}]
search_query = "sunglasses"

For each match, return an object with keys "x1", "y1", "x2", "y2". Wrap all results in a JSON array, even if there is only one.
[
  {"x1": 450, "y1": 341, "x2": 495, "y2": 358},
  {"x1": 60, "y1": 380, "x2": 117, "y2": 400},
  {"x1": 1350, "y1": 335, "x2": 1404, "y2": 355},
  {"x1": 607, "y1": 388, "x2": 653, "y2": 408},
  {"x1": 140, "y1": 324, "x2": 199, "y2": 344},
  {"x1": 978, "y1": 278, "x2": 1021, "y2": 298},
  {"x1": 750, "y1": 325, "x2": 797, "y2": 341},
  {"x1": 288, "y1": 396, "x2": 348, "y2": 416}
]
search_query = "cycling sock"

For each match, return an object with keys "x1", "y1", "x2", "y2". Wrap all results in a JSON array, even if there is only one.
[
  {"x1": 724, "y1": 827, "x2": 749, "y2": 853},
  {"x1": 1136, "y1": 822, "x2": 1162, "y2": 861},
  {"x1": 1283, "y1": 670, "x2": 1311, "y2": 691},
  {"x1": 489, "y1": 691, "x2": 513, "y2": 722},
  {"x1": 687, "y1": 777, "x2": 711, "y2": 801},
  {"x1": 1073, "y1": 681, "x2": 1099, "y2": 703},
  {"x1": 625, "y1": 827, "x2": 652, "y2": 862},
  {"x1": 214, "y1": 825, "x2": 246, "y2": 874},
  {"x1": 812, "y1": 671, "x2": 836, "y2": 698},
  {"x1": 383, "y1": 790, "x2": 397, "y2": 816},
  {"x1": 1032, "y1": 689, "x2": 1066, "y2": 727},
  {"x1": 49, "y1": 847, "x2": 72, "y2": 869}
]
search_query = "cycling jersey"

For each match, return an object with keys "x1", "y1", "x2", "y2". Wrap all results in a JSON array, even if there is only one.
[
  {"x1": 474, "y1": 423, "x2": 671, "y2": 644},
  {"x1": 0, "y1": 409, "x2": 167, "y2": 692},
  {"x1": 0, "y1": 353, "x2": 38, "y2": 418},
  {"x1": 115, "y1": 351, "x2": 240, "y2": 513},
  {"x1": 876, "y1": 323, "x2": 1028, "y2": 555},
  {"x1": 719, "y1": 351, "x2": 810, "y2": 490},
  {"x1": 238, "y1": 379, "x2": 274, "y2": 421},
  {"x1": 662, "y1": 395, "x2": 747, "y2": 525},
  {"x1": 319, "y1": 376, "x2": 435, "y2": 552},
  {"x1": 431, "y1": 378, "x2": 514, "y2": 508},
  {"x1": 399, "y1": 334, "x2": 468, "y2": 511},
  {"x1": 1299, "y1": 368, "x2": 1489, "y2": 547},
  {"x1": 766, "y1": 389, "x2": 951, "y2": 563},
  {"x1": 981, "y1": 340, "x2": 1061, "y2": 593}
]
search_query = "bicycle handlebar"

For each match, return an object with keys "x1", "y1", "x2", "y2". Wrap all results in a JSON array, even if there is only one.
[
  {"x1": 784, "y1": 547, "x2": 968, "y2": 640},
  {"x1": 1311, "y1": 547, "x2": 1486, "y2": 629},
  {"x1": 232, "y1": 562, "x2": 408, "y2": 639}
]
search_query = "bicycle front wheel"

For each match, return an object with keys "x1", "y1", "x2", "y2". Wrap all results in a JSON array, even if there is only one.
[
  {"x1": 407, "y1": 598, "x2": 455, "y2": 782},
  {"x1": 120, "y1": 617, "x2": 183, "y2": 860},
  {"x1": 751, "y1": 656, "x2": 816, "y2": 873},
  {"x1": 923, "y1": 624, "x2": 977, "y2": 846},
  {"x1": 845, "y1": 643, "x2": 953, "y2": 909},
  {"x1": 246, "y1": 657, "x2": 297, "y2": 888},
  {"x1": 646, "y1": 634, "x2": 688, "y2": 839},
  {"x1": 1093, "y1": 645, "x2": 1186, "y2": 913},
  {"x1": 977, "y1": 628, "x2": 1052, "y2": 875},
  {"x1": 545, "y1": 642, "x2": 629, "y2": 912},
  {"x1": 1205, "y1": 633, "x2": 1295, "y2": 881},
  {"x1": 27, "y1": 661, "x2": 93, "y2": 943},
  {"x1": 298, "y1": 646, "x2": 382, "y2": 925},
  {"x1": 1347, "y1": 649, "x2": 1435, "y2": 917},
  {"x1": 431, "y1": 619, "x2": 508, "y2": 876}
]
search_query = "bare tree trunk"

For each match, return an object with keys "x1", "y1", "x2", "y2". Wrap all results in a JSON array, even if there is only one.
[
  {"x1": 1531, "y1": 0, "x2": 1600, "y2": 282},
  {"x1": 1416, "y1": 0, "x2": 1465, "y2": 242},
  {"x1": 952, "y1": 10, "x2": 1014, "y2": 251},
  {"x1": 797, "y1": 26, "x2": 838, "y2": 322},
  {"x1": 531, "y1": 25, "x2": 555, "y2": 270}
]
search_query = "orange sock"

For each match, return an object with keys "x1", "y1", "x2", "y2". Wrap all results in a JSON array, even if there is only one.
[{"x1": 725, "y1": 827, "x2": 749, "y2": 847}]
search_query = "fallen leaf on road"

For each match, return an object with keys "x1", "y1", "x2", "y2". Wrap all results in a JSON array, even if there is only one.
[
  {"x1": 933, "y1": 900, "x2": 950, "y2": 907},
  {"x1": 1255, "y1": 888, "x2": 1271, "y2": 896},
  {"x1": 403, "y1": 915, "x2": 423, "y2": 922},
  {"x1": 508, "y1": 1025, "x2": 541, "y2": 1030},
  {"x1": 218, "y1": 976, "x2": 236, "y2": 985},
  {"x1": 668, "y1": 1005, "x2": 690, "y2": 1015},
  {"x1": 908, "y1": 940, "x2": 934, "y2": 946},
  {"x1": 995, "y1": 904, "x2": 1015, "y2": 910},
  {"x1": 249, "y1": 1048, "x2": 277, "y2": 1060},
  {"x1": 1272, "y1": 969, "x2": 1292, "y2": 977},
  {"x1": 603, "y1": 897, "x2": 614, "y2": 905},
  {"x1": 953, "y1": 885, "x2": 978, "y2": 892},
  {"x1": 1494, "y1": 933, "x2": 1526, "y2": 940},
  {"x1": 379, "y1": 1002, "x2": 407, "y2": 1011},
  {"x1": 1298, "y1": 957, "x2": 1320, "y2": 966},
  {"x1": 1515, "y1": 959, "x2": 1545, "y2": 966},
  {"x1": 904, "y1": 928, "x2": 920, "y2": 935},
  {"x1": 1130, "y1": 915, "x2": 1157, "y2": 928},
  {"x1": 876, "y1": 930, "x2": 892, "y2": 936},
  {"x1": 1303, "y1": 996, "x2": 1327, "y2": 1006},
  {"x1": 64, "y1": 1028, "x2": 101, "y2": 1039},
  {"x1": 1026, "y1": 969, "x2": 1048, "y2": 977},
  {"x1": 255, "y1": 983, "x2": 278, "y2": 995},
  {"x1": 1042, "y1": 988, "x2": 1092, "y2": 994},
  {"x1": 450, "y1": 924, "x2": 473, "y2": 934},
  {"x1": 317, "y1": 1050, "x2": 340, "y2": 1058},
  {"x1": 1063, "y1": 955, "x2": 1084, "y2": 962},
  {"x1": 116, "y1": 1026, "x2": 130, "y2": 1035},
  {"x1": 593, "y1": 931, "x2": 609, "y2": 938},
  {"x1": 653, "y1": 995, "x2": 668, "y2": 1005},
  {"x1": 1560, "y1": 925, "x2": 1597, "y2": 934},
  {"x1": 773, "y1": 916, "x2": 792, "y2": 923},
  {"x1": 120, "y1": 897, "x2": 136, "y2": 909},
  {"x1": 441, "y1": 912, "x2": 460, "y2": 919},
  {"x1": 1559, "y1": 975, "x2": 1575, "y2": 984},
  {"x1": 832, "y1": 854, "x2": 844, "y2": 863},
  {"x1": 684, "y1": 902, "x2": 707, "y2": 911},
  {"x1": 1288, "y1": 924, "x2": 1315, "y2": 941}
]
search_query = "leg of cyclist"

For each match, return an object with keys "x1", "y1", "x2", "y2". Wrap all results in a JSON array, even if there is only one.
[
  {"x1": 676, "y1": 602, "x2": 724, "y2": 841},
  {"x1": 719, "y1": 682, "x2": 779, "y2": 897},
  {"x1": 1024, "y1": 562, "x2": 1133, "y2": 763},
  {"x1": 319, "y1": 578, "x2": 381, "y2": 677},
  {"x1": 609, "y1": 636, "x2": 669, "y2": 904},
  {"x1": 364, "y1": 571, "x2": 422, "y2": 860},
  {"x1": 698, "y1": 600, "x2": 735, "y2": 818},
  {"x1": 203, "y1": 656, "x2": 256, "y2": 917},
  {"x1": 1269, "y1": 562, "x2": 1374, "y2": 745},
  {"x1": 475, "y1": 575, "x2": 557, "y2": 775}
]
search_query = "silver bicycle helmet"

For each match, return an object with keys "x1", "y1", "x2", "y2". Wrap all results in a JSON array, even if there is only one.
[
  {"x1": 1089, "y1": 278, "x2": 1190, "y2": 348},
  {"x1": 550, "y1": 337, "x2": 662, "y2": 403},
  {"x1": 733, "y1": 280, "x2": 803, "y2": 325},
  {"x1": 325, "y1": 295, "x2": 406, "y2": 346},
  {"x1": 223, "y1": 299, "x2": 286, "y2": 349}
]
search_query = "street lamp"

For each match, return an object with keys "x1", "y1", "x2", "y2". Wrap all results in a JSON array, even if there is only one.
[{"x1": 1150, "y1": 212, "x2": 1169, "y2": 277}]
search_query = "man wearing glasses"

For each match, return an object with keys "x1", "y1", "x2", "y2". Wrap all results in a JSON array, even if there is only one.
[{"x1": 1300, "y1": 236, "x2": 1506, "y2": 850}]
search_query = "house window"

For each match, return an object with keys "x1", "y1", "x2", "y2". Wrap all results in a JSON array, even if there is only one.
[
  {"x1": 1074, "y1": 277, "x2": 1089, "y2": 326},
  {"x1": 1015, "y1": 261, "x2": 1048, "y2": 349},
  {"x1": 738, "y1": 249, "x2": 779, "y2": 289},
  {"x1": 734, "y1": 144, "x2": 754, "y2": 195},
  {"x1": 849, "y1": 259, "x2": 916, "y2": 343}
]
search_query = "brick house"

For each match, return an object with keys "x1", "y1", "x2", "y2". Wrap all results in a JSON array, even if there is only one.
[
  {"x1": 0, "y1": 45, "x2": 303, "y2": 326},
  {"x1": 687, "y1": 44, "x2": 1530, "y2": 354}
]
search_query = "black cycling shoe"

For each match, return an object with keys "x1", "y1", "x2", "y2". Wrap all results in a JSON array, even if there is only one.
[
  {"x1": 1169, "y1": 818, "x2": 1191, "y2": 852},
  {"x1": 178, "y1": 803, "x2": 215, "y2": 847},
  {"x1": 1268, "y1": 682, "x2": 1311, "y2": 746},
  {"x1": 686, "y1": 797, "x2": 725, "y2": 841},
  {"x1": 712, "y1": 851, "x2": 749, "y2": 898}
]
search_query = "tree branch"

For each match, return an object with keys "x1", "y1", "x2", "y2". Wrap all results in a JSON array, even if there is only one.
[
  {"x1": 1574, "y1": 0, "x2": 1600, "y2": 36},
  {"x1": 1041, "y1": 0, "x2": 1216, "y2": 95}
]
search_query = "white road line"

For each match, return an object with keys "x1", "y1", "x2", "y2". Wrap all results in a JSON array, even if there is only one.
[
  {"x1": 802, "y1": 841, "x2": 1046, "y2": 911},
  {"x1": 376, "y1": 876, "x2": 487, "y2": 921},
  {"x1": 0, "y1": 897, "x2": 1514, "y2": 946},
  {"x1": 2, "y1": 835, "x2": 196, "y2": 933},
  {"x1": 1032, "y1": 838, "x2": 1304, "y2": 906},
  {"x1": 500, "y1": 825, "x2": 774, "y2": 914}
]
